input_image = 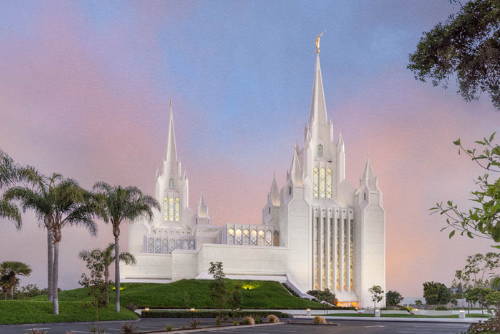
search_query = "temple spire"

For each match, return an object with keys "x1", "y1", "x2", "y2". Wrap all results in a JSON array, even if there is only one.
[
  {"x1": 198, "y1": 193, "x2": 209, "y2": 218},
  {"x1": 270, "y1": 174, "x2": 280, "y2": 206},
  {"x1": 166, "y1": 99, "x2": 178, "y2": 174},
  {"x1": 309, "y1": 42, "x2": 329, "y2": 139}
]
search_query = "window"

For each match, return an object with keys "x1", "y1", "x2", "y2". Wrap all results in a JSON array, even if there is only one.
[
  {"x1": 164, "y1": 196, "x2": 181, "y2": 221},
  {"x1": 363, "y1": 192, "x2": 367, "y2": 201},
  {"x1": 317, "y1": 144, "x2": 323, "y2": 157},
  {"x1": 313, "y1": 167, "x2": 333, "y2": 199},
  {"x1": 169, "y1": 178, "x2": 175, "y2": 189}
]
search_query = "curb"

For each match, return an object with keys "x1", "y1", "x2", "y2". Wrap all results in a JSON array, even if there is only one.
[
  {"x1": 145, "y1": 322, "x2": 284, "y2": 334},
  {"x1": 294, "y1": 316, "x2": 481, "y2": 324},
  {"x1": 0, "y1": 319, "x2": 141, "y2": 327}
]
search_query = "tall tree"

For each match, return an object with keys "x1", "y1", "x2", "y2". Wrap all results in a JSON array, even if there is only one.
[
  {"x1": 79, "y1": 243, "x2": 136, "y2": 305},
  {"x1": 4, "y1": 175, "x2": 96, "y2": 314},
  {"x1": 408, "y1": 0, "x2": 500, "y2": 109},
  {"x1": 92, "y1": 182, "x2": 158, "y2": 312},
  {"x1": 423, "y1": 281, "x2": 452, "y2": 305},
  {"x1": 0, "y1": 261, "x2": 32, "y2": 299},
  {"x1": 386, "y1": 290, "x2": 404, "y2": 307}
]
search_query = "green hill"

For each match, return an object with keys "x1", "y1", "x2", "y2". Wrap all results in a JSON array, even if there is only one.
[
  {"x1": 0, "y1": 301, "x2": 138, "y2": 325},
  {"x1": 33, "y1": 279, "x2": 324, "y2": 309}
]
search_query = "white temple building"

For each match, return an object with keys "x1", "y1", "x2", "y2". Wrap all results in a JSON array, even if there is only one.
[{"x1": 123, "y1": 42, "x2": 385, "y2": 308}]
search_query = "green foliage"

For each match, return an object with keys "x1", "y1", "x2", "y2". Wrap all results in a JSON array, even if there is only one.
[
  {"x1": 386, "y1": 290, "x2": 404, "y2": 307},
  {"x1": 465, "y1": 287, "x2": 493, "y2": 311},
  {"x1": 408, "y1": 0, "x2": 500, "y2": 108},
  {"x1": 307, "y1": 289, "x2": 336, "y2": 304},
  {"x1": 209, "y1": 262, "x2": 227, "y2": 309},
  {"x1": 423, "y1": 281, "x2": 452, "y2": 305},
  {"x1": 485, "y1": 290, "x2": 500, "y2": 309},
  {"x1": 92, "y1": 182, "x2": 159, "y2": 312},
  {"x1": 228, "y1": 285, "x2": 242, "y2": 311},
  {"x1": 31, "y1": 280, "x2": 326, "y2": 309},
  {"x1": 0, "y1": 261, "x2": 32, "y2": 299},
  {"x1": 431, "y1": 133, "x2": 499, "y2": 246},
  {"x1": 0, "y1": 300, "x2": 137, "y2": 324},
  {"x1": 454, "y1": 253, "x2": 500, "y2": 290},
  {"x1": 79, "y1": 249, "x2": 108, "y2": 320},
  {"x1": 415, "y1": 299, "x2": 423, "y2": 306},
  {"x1": 466, "y1": 311, "x2": 500, "y2": 334},
  {"x1": 140, "y1": 310, "x2": 289, "y2": 318},
  {"x1": 369, "y1": 285, "x2": 384, "y2": 309}
]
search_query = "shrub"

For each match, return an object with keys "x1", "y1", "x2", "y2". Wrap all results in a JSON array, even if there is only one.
[
  {"x1": 254, "y1": 315, "x2": 262, "y2": 324},
  {"x1": 232, "y1": 321, "x2": 240, "y2": 326},
  {"x1": 164, "y1": 325, "x2": 173, "y2": 332},
  {"x1": 121, "y1": 323, "x2": 136, "y2": 334},
  {"x1": 215, "y1": 316, "x2": 223, "y2": 326},
  {"x1": 242, "y1": 316, "x2": 255, "y2": 325},
  {"x1": 267, "y1": 314, "x2": 280, "y2": 323},
  {"x1": 313, "y1": 316, "x2": 327, "y2": 324},
  {"x1": 435, "y1": 306, "x2": 448, "y2": 311},
  {"x1": 140, "y1": 310, "x2": 289, "y2": 318},
  {"x1": 125, "y1": 303, "x2": 138, "y2": 312},
  {"x1": 190, "y1": 320, "x2": 200, "y2": 329},
  {"x1": 466, "y1": 312, "x2": 500, "y2": 334}
]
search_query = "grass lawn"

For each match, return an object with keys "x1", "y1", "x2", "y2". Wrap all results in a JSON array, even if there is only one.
[
  {"x1": 0, "y1": 300, "x2": 138, "y2": 325},
  {"x1": 32, "y1": 279, "x2": 325, "y2": 309},
  {"x1": 325, "y1": 313, "x2": 491, "y2": 318}
]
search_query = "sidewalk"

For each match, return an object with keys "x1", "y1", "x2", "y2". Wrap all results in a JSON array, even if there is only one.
[{"x1": 295, "y1": 315, "x2": 485, "y2": 324}]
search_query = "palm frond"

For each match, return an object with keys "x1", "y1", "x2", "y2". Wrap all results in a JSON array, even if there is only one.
[{"x1": 0, "y1": 199, "x2": 22, "y2": 229}]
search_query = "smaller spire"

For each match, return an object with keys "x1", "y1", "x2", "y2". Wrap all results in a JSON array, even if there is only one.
[
  {"x1": 290, "y1": 145, "x2": 303, "y2": 186},
  {"x1": 337, "y1": 132, "x2": 345, "y2": 151},
  {"x1": 270, "y1": 174, "x2": 280, "y2": 206},
  {"x1": 361, "y1": 160, "x2": 378, "y2": 191},
  {"x1": 197, "y1": 193, "x2": 209, "y2": 218}
]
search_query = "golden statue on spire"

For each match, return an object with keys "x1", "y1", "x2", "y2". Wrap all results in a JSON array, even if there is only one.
[{"x1": 315, "y1": 32, "x2": 324, "y2": 54}]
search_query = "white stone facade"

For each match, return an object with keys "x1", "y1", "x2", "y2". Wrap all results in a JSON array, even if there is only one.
[{"x1": 123, "y1": 47, "x2": 385, "y2": 308}]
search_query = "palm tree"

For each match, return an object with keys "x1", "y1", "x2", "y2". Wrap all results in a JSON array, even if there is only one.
[
  {"x1": 0, "y1": 150, "x2": 38, "y2": 228},
  {"x1": 93, "y1": 182, "x2": 159, "y2": 312},
  {"x1": 0, "y1": 261, "x2": 32, "y2": 299},
  {"x1": 79, "y1": 243, "x2": 136, "y2": 305},
  {"x1": 4, "y1": 175, "x2": 97, "y2": 314}
]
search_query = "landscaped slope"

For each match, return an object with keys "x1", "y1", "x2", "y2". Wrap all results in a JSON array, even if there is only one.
[
  {"x1": 32, "y1": 279, "x2": 325, "y2": 309},
  {"x1": 0, "y1": 301, "x2": 138, "y2": 325}
]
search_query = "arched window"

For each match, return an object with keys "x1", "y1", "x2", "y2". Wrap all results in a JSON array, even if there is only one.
[
  {"x1": 363, "y1": 192, "x2": 367, "y2": 201},
  {"x1": 317, "y1": 144, "x2": 323, "y2": 157},
  {"x1": 169, "y1": 178, "x2": 175, "y2": 189}
]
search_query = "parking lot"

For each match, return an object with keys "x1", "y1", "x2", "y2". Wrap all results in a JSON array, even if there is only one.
[{"x1": 0, "y1": 318, "x2": 472, "y2": 334}]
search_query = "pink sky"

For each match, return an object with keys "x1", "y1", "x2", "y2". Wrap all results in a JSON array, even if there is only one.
[{"x1": 0, "y1": 1, "x2": 498, "y2": 297}]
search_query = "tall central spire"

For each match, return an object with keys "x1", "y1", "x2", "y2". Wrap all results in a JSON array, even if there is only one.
[
  {"x1": 165, "y1": 99, "x2": 178, "y2": 175},
  {"x1": 309, "y1": 53, "x2": 329, "y2": 129}
]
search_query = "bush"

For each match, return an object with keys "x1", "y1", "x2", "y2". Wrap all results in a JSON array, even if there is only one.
[
  {"x1": 313, "y1": 316, "x2": 327, "y2": 324},
  {"x1": 435, "y1": 306, "x2": 448, "y2": 311},
  {"x1": 254, "y1": 315, "x2": 262, "y2": 324},
  {"x1": 232, "y1": 321, "x2": 239, "y2": 326},
  {"x1": 466, "y1": 312, "x2": 500, "y2": 334},
  {"x1": 120, "y1": 323, "x2": 136, "y2": 334},
  {"x1": 267, "y1": 314, "x2": 280, "y2": 323},
  {"x1": 190, "y1": 320, "x2": 200, "y2": 329},
  {"x1": 215, "y1": 316, "x2": 223, "y2": 326},
  {"x1": 140, "y1": 310, "x2": 289, "y2": 319},
  {"x1": 164, "y1": 325, "x2": 173, "y2": 332},
  {"x1": 125, "y1": 303, "x2": 138, "y2": 312},
  {"x1": 242, "y1": 316, "x2": 255, "y2": 325}
]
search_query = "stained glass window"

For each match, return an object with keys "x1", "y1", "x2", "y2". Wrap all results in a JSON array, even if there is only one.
[
  {"x1": 313, "y1": 167, "x2": 333, "y2": 199},
  {"x1": 164, "y1": 196, "x2": 181, "y2": 222}
]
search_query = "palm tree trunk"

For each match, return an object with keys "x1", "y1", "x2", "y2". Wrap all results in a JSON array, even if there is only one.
[
  {"x1": 52, "y1": 241, "x2": 59, "y2": 315},
  {"x1": 10, "y1": 285, "x2": 14, "y2": 299},
  {"x1": 114, "y1": 235, "x2": 120, "y2": 312},
  {"x1": 104, "y1": 266, "x2": 109, "y2": 306},
  {"x1": 47, "y1": 230, "x2": 54, "y2": 302}
]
